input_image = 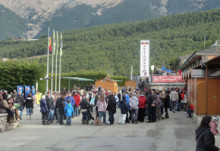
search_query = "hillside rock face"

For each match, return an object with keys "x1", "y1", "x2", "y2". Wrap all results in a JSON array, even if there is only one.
[
  {"x1": 0, "y1": 0, "x2": 123, "y2": 38},
  {"x1": 0, "y1": 0, "x2": 219, "y2": 39}
]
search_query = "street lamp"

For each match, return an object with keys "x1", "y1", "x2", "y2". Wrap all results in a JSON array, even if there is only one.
[{"x1": 151, "y1": 65, "x2": 155, "y2": 83}]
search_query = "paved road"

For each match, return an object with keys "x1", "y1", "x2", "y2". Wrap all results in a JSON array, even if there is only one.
[{"x1": 0, "y1": 108, "x2": 196, "y2": 151}]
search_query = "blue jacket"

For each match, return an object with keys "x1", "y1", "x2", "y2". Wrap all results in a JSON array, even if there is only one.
[
  {"x1": 64, "y1": 103, "x2": 74, "y2": 117},
  {"x1": 125, "y1": 94, "x2": 130, "y2": 110},
  {"x1": 40, "y1": 99, "x2": 48, "y2": 113},
  {"x1": 65, "y1": 96, "x2": 75, "y2": 106},
  {"x1": 119, "y1": 100, "x2": 128, "y2": 114}
]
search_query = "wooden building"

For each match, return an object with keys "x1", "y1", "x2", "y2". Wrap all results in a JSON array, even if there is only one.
[
  {"x1": 179, "y1": 44, "x2": 220, "y2": 115},
  {"x1": 95, "y1": 78, "x2": 118, "y2": 93},
  {"x1": 125, "y1": 80, "x2": 136, "y2": 88}
]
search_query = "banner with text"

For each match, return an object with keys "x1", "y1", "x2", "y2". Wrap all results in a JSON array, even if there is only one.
[
  {"x1": 153, "y1": 76, "x2": 185, "y2": 83},
  {"x1": 140, "y1": 40, "x2": 150, "y2": 77}
]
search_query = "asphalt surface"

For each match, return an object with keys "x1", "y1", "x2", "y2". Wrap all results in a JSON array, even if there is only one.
[{"x1": 0, "y1": 107, "x2": 196, "y2": 151}]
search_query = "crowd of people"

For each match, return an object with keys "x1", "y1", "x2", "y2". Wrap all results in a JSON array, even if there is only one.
[
  {"x1": 34, "y1": 86, "x2": 195, "y2": 126},
  {"x1": 0, "y1": 87, "x2": 194, "y2": 126},
  {"x1": 0, "y1": 87, "x2": 219, "y2": 150}
]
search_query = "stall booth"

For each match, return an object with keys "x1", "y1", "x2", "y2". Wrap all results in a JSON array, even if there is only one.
[
  {"x1": 125, "y1": 80, "x2": 136, "y2": 88},
  {"x1": 95, "y1": 78, "x2": 118, "y2": 93},
  {"x1": 180, "y1": 45, "x2": 220, "y2": 115}
]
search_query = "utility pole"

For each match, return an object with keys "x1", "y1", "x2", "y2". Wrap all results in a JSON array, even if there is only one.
[{"x1": 130, "y1": 65, "x2": 133, "y2": 80}]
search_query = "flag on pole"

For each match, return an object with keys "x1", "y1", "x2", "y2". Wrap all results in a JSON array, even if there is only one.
[
  {"x1": 53, "y1": 30, "x2": 56, "y2": 55},
  {"x1": 48, "y1": 32, "x2": 52, "y2": 53},
  {"x1": 60, "y1": 33, "x2": 63, "y2": 56},
  {"x1": 56, "y1": 31, "x2": 59, "y2": 54}
]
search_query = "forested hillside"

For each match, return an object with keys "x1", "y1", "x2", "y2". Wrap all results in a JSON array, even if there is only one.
[
  {"x1": 0, "y1": 4, "x2": 27, "y2": 40},
  {"x1": 0, "y1": 9, "x2": 220, "y2": 75}
]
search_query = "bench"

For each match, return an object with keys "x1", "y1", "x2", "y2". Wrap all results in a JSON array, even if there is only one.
[
  {"x1": 0, "y1": 113, "x2": 20, "y2": 132},
  {"x1": 0, "y1": 113, "x2": 8, "y2": 132}
]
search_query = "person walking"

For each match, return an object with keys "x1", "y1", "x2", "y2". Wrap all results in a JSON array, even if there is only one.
[
  {"x1": 40, "y1": 95, "x2": 48, "y2": 125},
  {"x1": 138, "y1": 91, "x2": 147, "y2": 122},
  {"x1": 107, "y1": 93, "x2": 117, "y2": 125},
  {"x1": 196, "y1": 116, "x2": 219, "y2": 151},
  {"x1": 129, "y1": 92, "x2": 139, "y2": 124},
  {"x1": 64, "y1": 100, "x2": 74, "y2": 126},
  {"x1": 15, "y1": 91, "x2": 25, "y2": 120},
  {"x1": 24, "y1": 93, "x2": 34, "y2": 120}
]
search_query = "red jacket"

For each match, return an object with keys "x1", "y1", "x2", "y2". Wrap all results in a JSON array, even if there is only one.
[
  {"x1": 138, "y1": 95, "x2": 147, "y2": 108},
  {"x1": 73, "y1": 94, "x2": 81, "y2": 106},
  {"x1": 190, "y1": 104, "x2": 194, "y2": 111},
  {"x1": 181, "y1": 93, "x2": 184, "y2": 100}
]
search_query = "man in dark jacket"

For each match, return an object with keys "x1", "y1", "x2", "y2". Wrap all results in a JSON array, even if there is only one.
[
  {"x1": 15, "y1": 92, "x2": 25, "y2": 120},
  {"x1": 47, "y1": 92, "x2": 55, "y2": 124},
  {"x1": 24, "y1": 93, "x2": 34, "y2": 120},
  {"x1": 55, "y1": 94, "x2": 61, "y2": 123},
  {"x1": 46, "y1": 92, "x2": 52, "y2": 121},
  {"x1": 107, "y1": 93, "x2": 117, "y2": 125},
  {"x1": 58, "y1": 94, "x2": 66, "y2": 125},
  {"x1": 147, "y1": 90, "x2": 156, "y2": 123}
]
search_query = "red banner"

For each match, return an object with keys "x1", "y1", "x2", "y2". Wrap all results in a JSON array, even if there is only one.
[{"x1": 153, "y1": 76, "x2": 185, "y2": 83}]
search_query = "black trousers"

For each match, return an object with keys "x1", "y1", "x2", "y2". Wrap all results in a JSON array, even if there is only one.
[
  {"x1": 126, "y1": 110, "x2": 131, "y2": 122},
  {"x1": 165, "y1": 107, "x2": 169, "y2": 118},
  {"x1": 108, "y1": 110, "x2": 114, "y2": 124},
  {"x1": 138, "y1": 108, "x2": 145, "y2": 122},
  {"x1": 60, "y1": 114, "x2": 64, "y2": 124},
  {"x1": 42, "y1": 112, "x2": 47, "y2": 124},
  {"x1": 148, "y1": 107, "x2": 156, "y2": 122}
]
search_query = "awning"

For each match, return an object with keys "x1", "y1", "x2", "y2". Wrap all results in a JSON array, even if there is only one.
[{"x1": 61, "y1": 77, "x2": 94, "y2": 81}]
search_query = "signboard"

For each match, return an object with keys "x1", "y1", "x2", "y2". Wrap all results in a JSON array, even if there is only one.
[
  {"x1": 153, "y1": 76, "x2": 185, "y2": 83},
  {"x1": 32, "y1": 85, "x2": 35, "y2": 95},
  {"x1": 140, "y1": 40, "x2": 150, "y2": 77},
  {"x1": 25, "y1": 86, "x2": 31, "y2": 98},
  {"x1": 17, "y1": 86, "x2": 23, "y2": 95}
]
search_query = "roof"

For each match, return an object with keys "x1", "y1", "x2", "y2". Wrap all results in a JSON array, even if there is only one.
[
  {"x1": 96, "y1": 78, "x2": 121, "y2": 82},
  {"x1": 194, "y1": 55, "x2": 220, "y2": 70},
  {"x1": 61, "y1": 77, "x2": 94, "y2": 81},
  {"x1": 179, "y1": 46, "x2": 220, "y2": 71}
]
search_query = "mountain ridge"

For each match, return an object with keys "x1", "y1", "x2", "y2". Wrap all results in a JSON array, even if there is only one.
[
  {"x1": 0, "y1": 9, "x2": 220, "y2": 75},
  {"x1": 0, "y1": 0, "x2": 220, "y2": 40}
]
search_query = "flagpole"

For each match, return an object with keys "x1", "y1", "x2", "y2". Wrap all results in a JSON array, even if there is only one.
[
  {"x1": 46, "y1": 27, "x2": 50, "y2": 93},
  {"x1": 55, "y1": 31, "x2": 59, "y2": 92},
  {"x1": 59, "y1": 33, "x2": 62, "y2": 94},
  {"x1": 51, "y1": 30, "x2": 55, "y2": 95}
]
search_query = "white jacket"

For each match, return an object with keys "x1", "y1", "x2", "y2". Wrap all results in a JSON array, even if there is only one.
[{"x1": 170, "y1": 91, "x2": 179, "y2": 102}]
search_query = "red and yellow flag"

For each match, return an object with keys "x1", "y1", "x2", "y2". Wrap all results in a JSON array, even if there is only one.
[{"x1": 49, "y1": 35, "x2": 52, "y2": 53}]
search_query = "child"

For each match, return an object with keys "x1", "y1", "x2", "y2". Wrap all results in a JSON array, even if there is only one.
[
  {"x1": 210, "y1": 116, "x2": 219, "y2": 136},
  {"x1": 64, "y1": 100, "x2": 74, "y2": 126},
  {"x1": 118, "y1": 96, "x2": 128, "y2": 124},
  {"x1": 187, "y1": 103, "x2": 194, "y2": 118}
]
